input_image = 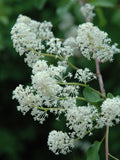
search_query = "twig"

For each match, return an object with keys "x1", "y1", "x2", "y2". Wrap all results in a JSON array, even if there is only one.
[
  {"x1": 95, "y1": 58, "x2": 109, "y2": 160},
  {"x1": 95, "y1": 58, "x2": 106, "y2": 95},
  {"x1": 57, "y1": 82, "x2": 106, "y2": 98},
  {"x1": 108, "y1": 153, "x2": 120, "y2": 160}
]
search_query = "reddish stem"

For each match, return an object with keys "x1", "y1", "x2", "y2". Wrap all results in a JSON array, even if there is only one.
[
  {"x1": 105, "y1": 126, "x2": 109, "y2": 160},
  {"x1": 95, "y1": 58, "x2": 109, "y2": 160},
  {"x1": 95, "y1": 58, "x2": 105, "y2": 96}
]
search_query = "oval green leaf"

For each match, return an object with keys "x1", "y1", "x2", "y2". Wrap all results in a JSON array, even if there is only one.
[
  {"x1": 87, "y1": 141, "x2": 101, "y2": 160},
  {"x1": 83, "y1": 86, "x2": 103, "y2": 103}
]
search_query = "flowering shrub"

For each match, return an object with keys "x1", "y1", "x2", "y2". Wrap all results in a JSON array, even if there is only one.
[{"x1": 11, "y1": 2, "x2": 120, "y2": 160}]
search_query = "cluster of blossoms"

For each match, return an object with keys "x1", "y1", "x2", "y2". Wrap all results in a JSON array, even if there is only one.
[
  {"x1": 76, "y1": 22, "x2": 120, "y2": 62},
  {"x1": 11, "y1": 14, "x2": 73, "y2": 67},
  {"x1": 48, "y1": 130, "x2": 74, "y2": 155},
  {"x1": 66, "y1": 105, "x2": 98, "y2": 138},
  {"x1": 11, "y1": 3, "x2": 120, "y2": 155},
  {"x1": 74, "y1": 68, "x2": 96, "y2": 83},
  {"x1": 80, "y1": 3, "x2": 95, "y2": 22},
  {"x1": 97, "y1": 97, "x2": 120, "y2": 128}
]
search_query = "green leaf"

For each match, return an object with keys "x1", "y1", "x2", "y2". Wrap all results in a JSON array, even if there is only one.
[
  {"x1": 83, "y1": 86, "x2": 103, "y2": 103},
  {"x1": 87, "y1": 141, "x2": 101, "y2": 160},
  {"x1": 34, "y1": 0, "x2": 47, "y2": 10},
  {"x1": 112, "y1": 10, "x2": 120, "y2": 26},
  {"x1": 107, "y1": 92, "x2": 114, "y2": 99},
  {"x1": 0, "y1": 16, "x2": 9, "y2": 25},
  {"x1": 91, "y1": 0, "x2": 116, "y2": 8},
  {"x1": 95, "y1": 8, "x2": 107, "y2": 27}
]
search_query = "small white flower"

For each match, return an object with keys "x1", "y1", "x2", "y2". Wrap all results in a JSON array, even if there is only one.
[
  {"x1": 46, "y1": 37, "x2": 73, "y2": 59},
  {"x1": 32, "y1": 71, "x2": 61, "y2": 97},
  {"x1": 38, "y1": 20, "x2": 54, "y2": 40},
  {"x1": 74, "y1": 68, "x2": 96, "y2": 83},
  {"x1": 97, "y1": 97, "x2": 120, "y2": 127},
  {"x1": 32, "y1": 60, "x2": 48, "y2": 74},
  {"x1": 12, "y1": 85, "x2": 40, "y2": 115},
  {"x1": 11, "y1": 15, "x2": 54, "y2": 67},
  {"x1": 48, "y1": 130, "x2": 74, "y2": 155},
  {"x1": 31, "y1": 107, "x2": 48, "y2": 124},
  {"x1": 59, "y1": 97, "x2": 77, "y2": 109},
  {"x1": 64, "y1": 37, "x2": 77, "y2": 47},
  {"x1": 76, "y1": 22, "x2": 120, "y2": 62},
  {"x1": 24, "y1": 50, "x2": 44, "y2": 67},
  {"x1": 66, "y1": 105, "x2": 98, "y2": 138}
]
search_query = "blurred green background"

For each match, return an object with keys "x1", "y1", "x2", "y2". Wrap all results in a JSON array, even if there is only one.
[{"x1": 0, "y1": 0, "x2": 120, "y2": 159}]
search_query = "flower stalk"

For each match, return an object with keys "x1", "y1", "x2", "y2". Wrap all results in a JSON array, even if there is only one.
[{"x1": 95, "y1": 57, "x2": 109, "y2": 160}]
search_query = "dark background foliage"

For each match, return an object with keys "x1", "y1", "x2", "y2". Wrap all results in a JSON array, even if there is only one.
[{"x1": 0, "y1": 0, "x2": 120, "y2": 159}]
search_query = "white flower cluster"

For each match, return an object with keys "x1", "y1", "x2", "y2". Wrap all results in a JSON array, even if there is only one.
[
  {"x1": 12, "y1": 84, "x2": 48, "y2": 123},
  {"x1": 12, "y1": 59, "x2": 80, "y2": 123},
  {"x1": 66, "y1": 105, "x2": 98, "y2": 138},
  {"x1": 97, "y1": 97, "x2": 120, "y2": 128},
  {"x1": 11, "y1": 15, "x2": 73, "y2": 67},
  {"x1": 64, "y1": 37, "x2": 80, "y2": 56},
  {"x1": 74, "y1": 68, "x2": 96, "y2": 83},
  {"x1": 11, "y1": 13, "x2": 120, "y2": 155},
  {"x1": 80, "y1": 3, "x2": 95, "y2": 22},
  {"x1": 47, "y1": 130, "x2": 74, "y2": 155},
  {"x1": 60, "y1": 85, "x2": 79, "y2": 98},
  {"x1": 76, "y1": 22, "x2": 120, "y2": 62},
  {"x1": 31, "y1": 107, "x2": 48, "y2": 124},
  {"x1": 11, "y1": 15, "x2": 45, "y2": 57},
  {"x1": 46, "y1": 37, "x2": 73, "y2": 59},
  {"x1": 31, "y1": 60, "x2": 65, "y2": 98},
  {"x1": 11, "y1": 15, "x2": 120, "y2": 66},
  {"x1": 12, "y1": 85, "x2": 37, "y2": 115}
]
